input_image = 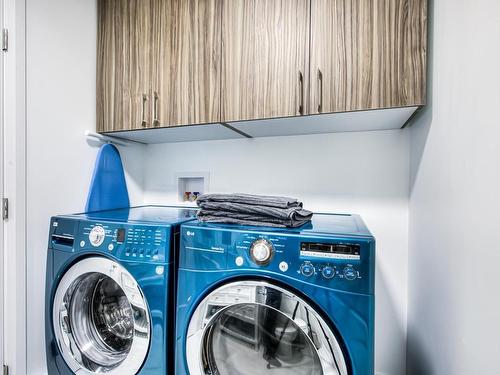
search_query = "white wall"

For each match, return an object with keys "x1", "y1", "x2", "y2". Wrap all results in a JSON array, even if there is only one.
[
  {"x1": 25, "y1": 1, "x2": 144, "y2": 374},
  {"x1": 144, "y1": 129, "x2": 410, "y2": 375},
  {"x1": 408, "y1": 1, "x2": 500, "y2": 374}
]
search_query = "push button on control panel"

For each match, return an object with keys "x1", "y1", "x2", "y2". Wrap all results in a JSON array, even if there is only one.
[
  {"x1": 343, "y1": 266, "x2": 358, "y2": 281},
  {"x1": 279, "y1": 262, "x2": 289, "y2": 272},
  {"x1": 321, "y1": 266, "x2": 336, "y2": 279},
  {"x1": 300, "y1": 262, "x2": 315, "y2": 277},
  {"x1": 235, "y1": 256, "x2": 244, "y2": 267}
]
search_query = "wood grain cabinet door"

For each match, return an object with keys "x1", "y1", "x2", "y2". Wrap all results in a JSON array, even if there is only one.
[
  {"x1": 97, "y1": 0, "x2": 154, "y2": 132},
  {"x1": 221, "y1": 0, "x2": 311, "y2": 123},
  {"x1": 151, "y1": 0, "x2": 222, "y2": 127},
  {"x1": 309, "y1": 0, "x2": 427, "y2": 115}
]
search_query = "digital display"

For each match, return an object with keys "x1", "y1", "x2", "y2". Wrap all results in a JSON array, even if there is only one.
[
  {"x1": 300, "y1": 242, "x2": 361, "y2": 260},
  {"x1": 116, "y1": 228, "x2": 126, "y2": 243},
  {"x1": 301, "y1": 243, "x2": 360, "y2": 255}
]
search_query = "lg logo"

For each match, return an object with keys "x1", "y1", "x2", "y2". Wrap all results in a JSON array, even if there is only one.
[{"x1": 186, "y1": 231, "x2": 195, "y2": 237}]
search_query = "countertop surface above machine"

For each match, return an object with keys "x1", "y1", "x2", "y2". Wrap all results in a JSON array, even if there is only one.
[
  {"x1": 63, "y1": 205, "x2": 199, "y2": 225},
  {"x1": 189, "y1": 212, "x2": 373, "y2": 239}
]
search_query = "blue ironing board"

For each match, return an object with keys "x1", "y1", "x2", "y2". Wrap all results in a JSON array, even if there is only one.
[{"x1": 85, "y1": 144, "x2": 130, "y2": 212}]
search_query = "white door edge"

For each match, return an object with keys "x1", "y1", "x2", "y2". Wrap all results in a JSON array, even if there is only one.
[
  {"x1": 3, "y1": 0, "x2": 27, "y2": 373},
  {"x1": 0, "y1": 0, "x2": 4, "y2": 367}
]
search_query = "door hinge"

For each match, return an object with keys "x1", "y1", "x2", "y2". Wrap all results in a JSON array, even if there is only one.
[
  {"x1": 3, "y1": 365, "x2": 8, "y2": 375},
  {"x1": 2, "y1": 28, "x2": 8, "y2": 52},
  {"x1": 2, "y1": 198, "x2": 8, "y2": 220}
]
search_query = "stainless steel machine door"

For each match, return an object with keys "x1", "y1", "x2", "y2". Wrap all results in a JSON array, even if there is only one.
[
  {"x1": 52, "y1": 257, "x2": 150, "y2": 374},
  {"x1": 186, "y1": 280, "x2": 348, "y2": 375}
]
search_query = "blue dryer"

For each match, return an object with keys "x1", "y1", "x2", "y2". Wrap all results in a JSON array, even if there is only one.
[
  {"x1": 176, "y1": 214, "x2": 375, "y2": 375},
  {"x1": 45, "y1": 206, "x2": 197, "y2": 375}
]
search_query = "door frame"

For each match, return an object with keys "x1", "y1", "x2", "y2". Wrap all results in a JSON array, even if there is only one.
[
  {"x1": 3, "y1": 0, "x2": 27, "y2": 373},
  {"x1": 0, "y1": 0, "x2": 4, "y2": 368}
]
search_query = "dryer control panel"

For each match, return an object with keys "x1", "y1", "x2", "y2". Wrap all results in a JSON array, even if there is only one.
[{"x1": 81, "y1": 221, "x2": 169, "y2": 263}]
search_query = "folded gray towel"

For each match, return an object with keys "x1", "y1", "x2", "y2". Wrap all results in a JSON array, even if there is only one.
[
  {"x1": 196, "y1": 193, "x2": 313, "y2": 228},
  {"x1": 197, "y1": 209, "x2": 312, "y2": 228},
  {"x1": 196, "y1": 193, "x2": 302, "y2": 209},
  {"x1": 196, "y1": 215, "x2": 308, "y2": 228},
  {"x1": 197, "y1": 202, "x2": 312, "y2": 221}
]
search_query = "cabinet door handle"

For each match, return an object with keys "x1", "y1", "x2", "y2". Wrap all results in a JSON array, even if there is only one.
[
  {"x1": 298, "y1": 71, "x2": 304, "y2": 115},
  {"x1": 141, "y1": 94, "x2": 148, "y2": 127},
  {"x1": 153, "y1": 91, "x2": 159, "y2": 127},
  {"x1": 318, "y1": 69, "x2": 323, "y2": 113}
]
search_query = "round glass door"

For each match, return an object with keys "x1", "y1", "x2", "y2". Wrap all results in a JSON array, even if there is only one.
[
  {"x1": 186, "y1": 281, "x2": 348, "y2": 375},
  {"x1": 52, "y1": 257, "x2": 150, "y2": 375}
]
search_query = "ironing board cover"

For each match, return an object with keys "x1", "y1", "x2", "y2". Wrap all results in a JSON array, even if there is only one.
[{"x1": 85, "y1": 144, "x2": 130, "y2": 212}]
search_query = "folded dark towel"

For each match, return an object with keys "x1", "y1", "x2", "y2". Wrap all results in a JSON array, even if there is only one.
[
  {"x1": 197, "y1": 203, "x2": 312, "y2": 221},
  {"x1": 196, "y1": 193, "x2": 313, "y2": 228},
  {"x1": 196, "y1": 193, "x2": 302, "y2": 209},
  {"x1": 197, "y1": 209, "x2": 312, "y2": 228},
  {"x1": 196, "y1": 214, "x2": 309, "y2": 228}
]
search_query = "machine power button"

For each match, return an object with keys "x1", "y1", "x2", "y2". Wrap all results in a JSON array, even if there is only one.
[
  {"x1": 235, "y1": 256, "x2": 244, "y2": 267},
  {"x1": 300, "y1": 262, "x2": 315, "y2": 277},
  {"x1": 279, "y1": 262, "x2": 289, "y2": 272}
]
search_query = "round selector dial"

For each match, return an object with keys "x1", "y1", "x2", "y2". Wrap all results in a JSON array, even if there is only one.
[
  {"x1": 88, "y1": 225, "x2": 106, "y2": 247},
  {"x1": 250, "y1": 239, "x2": 274, "y2": 266}
]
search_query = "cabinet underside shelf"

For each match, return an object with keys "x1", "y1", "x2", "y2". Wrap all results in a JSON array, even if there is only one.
[{"x1": 102, "y1": 106, "x2": 421, "y2": 144}]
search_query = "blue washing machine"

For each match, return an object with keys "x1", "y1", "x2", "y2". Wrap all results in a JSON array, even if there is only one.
[
  {"x1": 176, "y1": 214, "x2": 375, "y2": 375},
  {"x1": 45, "y1": 206, "x2": 197, "y2": 375}
]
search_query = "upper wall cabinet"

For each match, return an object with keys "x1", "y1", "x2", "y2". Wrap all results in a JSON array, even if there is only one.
[
  {"x1": 97, "y1": 0, "x2": 427, "y2": 143},
  {"x1": 309, "y1": 0, "x2": 427, "y2": 114},
  {"x1": 97, "y1": 0, "x2": 154, "y2": 132},
  {"x1": 97, "y1": 0, "x2": 222, "y2": 133},
  {"x1": 221, "y1": 0, "x2": 310, "y2": 122},
  {"x1": 151, "y1": 0, "x2": 222, "y2": 127}
]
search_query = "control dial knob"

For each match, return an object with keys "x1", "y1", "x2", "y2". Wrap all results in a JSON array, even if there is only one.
[
  {"x1": 250, "y1": 239, "x2": 274, "y2": 265},
  {"x1": 89, "y1": 226, "x2": 106, "y2": 247}
]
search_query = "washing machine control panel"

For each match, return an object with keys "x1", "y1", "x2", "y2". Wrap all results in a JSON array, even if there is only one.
[
  {"x1": 181, "y1": 225, "x2": 374, "y2": 294},
  {"x1": 231, "y1": 233, "x2": 367, "y2": 290},
  {"x1": 79, "y1": 222, "x2": 169, "y2": 263}
]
